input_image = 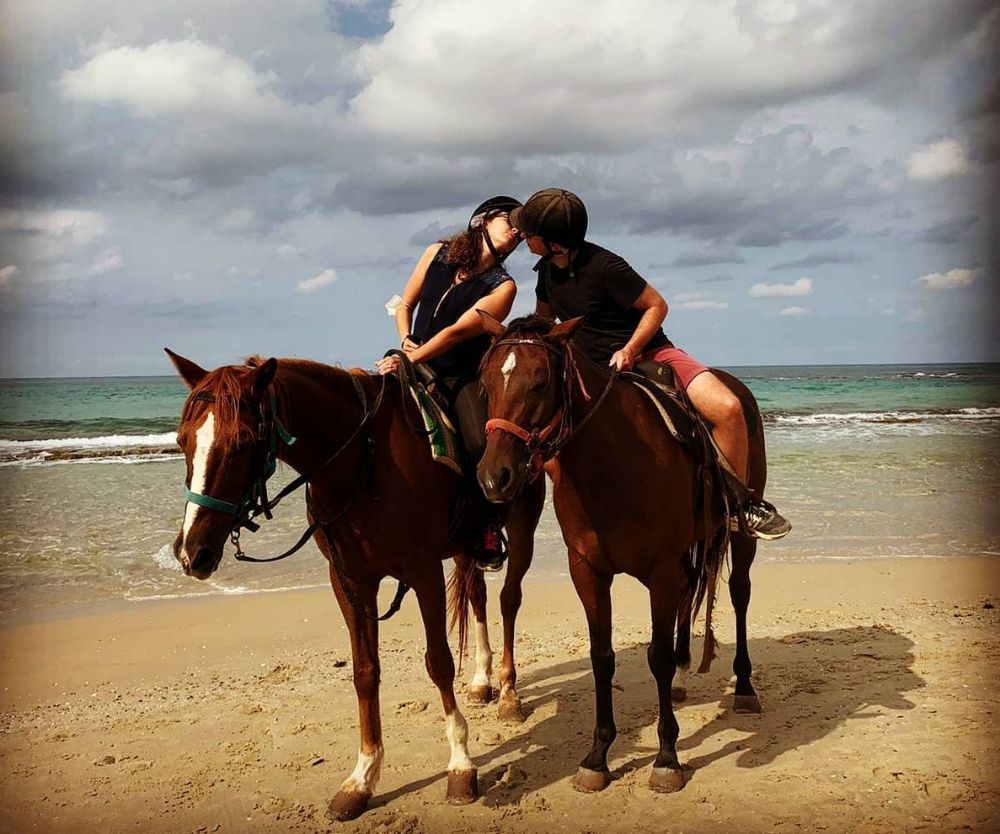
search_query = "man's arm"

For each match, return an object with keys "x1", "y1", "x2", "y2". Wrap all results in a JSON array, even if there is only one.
[{"x1": 609, "y1": 284, "x2": 668, "y2": 371}]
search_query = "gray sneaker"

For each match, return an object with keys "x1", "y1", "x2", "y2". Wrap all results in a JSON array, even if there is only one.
[{"x1": 730, "y1": 499, "x2": 791, "y2": 540}]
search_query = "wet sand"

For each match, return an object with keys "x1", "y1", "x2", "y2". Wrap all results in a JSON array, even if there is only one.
[{"x1": 1, "y1": 556, "x2": 998, "y2": 833}]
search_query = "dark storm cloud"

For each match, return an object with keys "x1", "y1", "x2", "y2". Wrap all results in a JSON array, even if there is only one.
[
  {"x1": 658, "y1": 252, "x2": 746, "y2": 268},
  {"x1": 769, "y1": 251, "x2": 869, "y2": 270},
  {"x1": 917, "y1": 215, "x2": 980, "y2": 244}
]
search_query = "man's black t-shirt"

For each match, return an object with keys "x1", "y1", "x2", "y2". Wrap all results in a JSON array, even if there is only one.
[{"x1": 534, "y1": 242, "x2": 670, "y2": 365}]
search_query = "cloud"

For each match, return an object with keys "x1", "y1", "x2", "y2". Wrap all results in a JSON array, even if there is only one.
[
  {"x1": 173, "y1": 271, "x2": 194, "y2": 282},
  {"x1": 907, "y1": 139, "x2": 970, "y2": 180},
  {"x1": 663, "y1": 251, "x2": 745, "y2": 268},
  {"x1": 917, "y1": 215, "x2": 979, "y2": 244},
  {"x1": 916, "y1": 268, "x2": 979, "y2": 290},
  {"x1": 779, "y1": 306, "x2": 810, "y2": 316},
  {"x1": 695, "y1": 273, "x2": 735, "y2": 284},
  {"x1": 297, "y1": 268, "x2": 338, "y2": 293},
  {"x1": 677, "y1": 299, "x2": 729, "y2": 311},
  {"x1": 769, "y1": 251, "x2": 867, "y2": 270},
  {"x1": 275, "y1": 244, "x2": 302, "y2": 259},
  {"x1": 0, "y1": 209, "x2": 107, "y2": 246},
  {"x1": 60, "y1": 39, "x2": 285, "y2": 120},
  {"x1": 0, "y1": 264, "x2": 18, "y2": 288},
  {"x1": 749, "y1": 277, "x2": 814, "y2": 297},
  {"x1": 214, "y1": 208, "x2": 261, "y2": 234},
  {"x1": 85, "y1": 251, "x2": 124, "y2": 275},
  {"x1": 347, "y1": 2, "x2": 992, "y2": 155},
  {"x1": 409, "y1": 220, "x2": 461, "y2": 247}
]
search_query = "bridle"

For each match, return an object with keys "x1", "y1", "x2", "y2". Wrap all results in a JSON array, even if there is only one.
[
  {"x1": 483, "y1": 336, "x2": 617, "y2": 478},
  {"x1": 182, "y1": 373, "x2": 388, "y2": 563}
]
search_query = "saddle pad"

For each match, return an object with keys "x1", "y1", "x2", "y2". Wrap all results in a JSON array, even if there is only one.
[
  {"x1": 624, "y1": 362, "x2": 699, "y2": 449},
  {"x1": 408, "y1": 384, "x2": 464, "y2": 476}
]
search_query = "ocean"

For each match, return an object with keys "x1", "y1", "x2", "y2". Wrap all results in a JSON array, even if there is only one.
[{"x1": 1, "y1": 363, "x2": 998, "y2": 621}]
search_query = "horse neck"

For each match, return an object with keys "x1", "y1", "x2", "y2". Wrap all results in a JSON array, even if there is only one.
[{"x1": 270, "y1": 362, "x2": 379, "y2": 473}]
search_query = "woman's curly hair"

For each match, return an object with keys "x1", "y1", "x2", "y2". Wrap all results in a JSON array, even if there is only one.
[{"x1": 439, "y1": 227, "x2": 488, "y2": 276}]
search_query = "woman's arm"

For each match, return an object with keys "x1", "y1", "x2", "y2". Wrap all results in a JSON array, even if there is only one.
[
  {"x1": 407, "y1": 280, "x2": 516, "y2": 365},
  {"x1": 377, "y1": 280, "x2": 516, "y2": 374},
  {"x1": 395, "y1": 243, "x2": 443, "y2": 349}
]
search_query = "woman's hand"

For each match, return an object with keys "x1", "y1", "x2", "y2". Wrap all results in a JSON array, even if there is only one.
[
  {"x1": 375, "y1": 355, "x2": 401, "y2": 375},
  {"x1": 401, "y1": 336, "x2": 420, "y2": 353}
]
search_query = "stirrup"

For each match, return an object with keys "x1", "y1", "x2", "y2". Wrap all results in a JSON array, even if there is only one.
[{"x1": 473, "y1": 522, "x2": 508, "y2": 572}]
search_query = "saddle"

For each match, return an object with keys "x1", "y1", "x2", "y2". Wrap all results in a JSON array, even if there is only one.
[{"x1": 623, "y1": 361, "x2": 742, "y2": 541}]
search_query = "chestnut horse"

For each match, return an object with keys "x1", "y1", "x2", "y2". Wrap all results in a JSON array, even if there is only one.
[
  {"x1": 166, "y1": 350, "x2": 543, "y2": 820},
  {"x1": 475, "y1": 314, "x2": 767, "y2": 794}
]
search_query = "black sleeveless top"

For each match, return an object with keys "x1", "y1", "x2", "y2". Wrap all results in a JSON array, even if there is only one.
[{"x1": 411, "y1": 244, "x2": 513, "y2": 385}]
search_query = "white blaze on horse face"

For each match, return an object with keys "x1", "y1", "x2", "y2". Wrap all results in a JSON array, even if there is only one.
[
  {"x1": 445, "y1": 708, "x2": 474, "y2": 773},
  {"x1": 501, "y1": 350, "x2": 517, "y2": 393},
  {"x1": 341, "y1": 745, "x2": 384, "y2": 795},
  {"x1": 470, "y1": 620, "x2": 493, "y2": 690},
  {"x1": 182, "y1": 411, "x2": 216, "y2": 545}
]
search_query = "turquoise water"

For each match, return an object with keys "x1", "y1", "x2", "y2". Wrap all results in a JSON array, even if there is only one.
[{"x1": 0, "y1": 364, "x2": 997, "y2": 619}]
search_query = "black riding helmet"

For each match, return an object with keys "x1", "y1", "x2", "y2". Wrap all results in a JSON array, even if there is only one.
[
  {"x1": 468, "y1": 195, "x2": 522, "y2": 265},
  {"x1": 509, "y1": 188, "x2": 588, "y2": 249}
]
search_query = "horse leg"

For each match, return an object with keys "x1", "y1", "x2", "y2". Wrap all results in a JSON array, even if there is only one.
[
  {"x1": 413, "y1": 570, "x2": 479, "y2": 805},
  {"x1": 326, "y1": 574, "x2": 384, "y2": 822},
  {"x1": 496, "y1": 481, "x2": 543, "y2": 723},
  {"x1": 672, "y1": 550, "x2": 695, "y2": 703},
  {"x1": 463, "y1": 563, "x2": 494, "y2": 705},
  {"x1": 568, "y1": 551, "x2": 617, "y2": 793},
  {"x1": 730, "y1": 532, "x2": 761, "y2": 713},
  {"x1": 647, "y1": 565, "x2": 687, "y2": 793}
]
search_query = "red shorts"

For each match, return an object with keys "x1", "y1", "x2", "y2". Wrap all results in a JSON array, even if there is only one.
[{"x1": 635, "y1": 346, "x2": 710, "y2": 390}]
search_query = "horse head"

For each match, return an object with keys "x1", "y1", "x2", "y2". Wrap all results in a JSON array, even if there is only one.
[
  {"x1": 165, "y1": 349, "x2": 277, "y2": 580},
  {"x1": 476, "y1": 313, "x2": 584, "y2": 503}
]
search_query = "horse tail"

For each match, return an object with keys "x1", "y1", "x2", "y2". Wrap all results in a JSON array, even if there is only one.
[
  {"x1": 694, "y1": 527, "x2": 728, "y2": 673},
  {"x1": 447, "y1": 556, "x2": 478, "y2": 671}
]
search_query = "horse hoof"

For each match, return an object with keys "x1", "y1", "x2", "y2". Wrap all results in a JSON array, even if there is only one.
[
  {"x1": 671, "y1": 686, "x2": 687, "y2": 703},
  {"x1": 467, "y1": 685, "x2": 494, "y2": 705},
  {"x1": 497, "y1": 694, "x2": 526, "y2": 724},
  {"x1": 733, "y1": 694, "x2": 762, "y2": 714},
  {"x1": 649, "y1": 766, "x2": 686, "y2": 793},
  {"x1": 572, "y1": 767, "x2": 611, "y2": 793},
  {"x1": 446, "y1": 768, "x2": 479, "y2": 804},
  {"x1": 327, "y1": 789, "x2": 371, "y2": 821}
]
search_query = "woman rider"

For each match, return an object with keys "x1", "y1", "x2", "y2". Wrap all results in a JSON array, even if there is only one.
[{"x1": 375, "y1": 196, "x2": 523, "y2": 569}]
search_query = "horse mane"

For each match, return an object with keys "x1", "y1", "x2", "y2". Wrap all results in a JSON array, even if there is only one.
[
  {"x1": 182, "y1": 356, "x2": 371, "y2": 445},
  {"x1": 503, "y1": 314, "x2": 557, "y2": 338},
  {"x1": 182, "y1": 365, "x2": 258, "y2": 446}
]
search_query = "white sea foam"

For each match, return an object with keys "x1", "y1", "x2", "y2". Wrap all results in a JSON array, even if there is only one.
[
  {"x1": 0, "y1": 432, "x2": 177, "y2": 452},
  {"x1": 772, "y1": 407, "x2": 1000, "y2": 425}
]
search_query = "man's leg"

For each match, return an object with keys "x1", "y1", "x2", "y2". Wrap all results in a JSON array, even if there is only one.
[
  {"x1": 648, "y1": 352, "x2": 790, "y2": 542},
  {"x1": 684, "y1": 371, "x2": 747, "y2": 479}
]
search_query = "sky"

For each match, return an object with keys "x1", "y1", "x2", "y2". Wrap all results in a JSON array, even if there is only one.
[{"x1": 0, "y1": 0, "x2": 998, "y2": 377}]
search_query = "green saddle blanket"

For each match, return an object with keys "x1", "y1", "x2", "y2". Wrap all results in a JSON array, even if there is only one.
[{"x1": 408, "y1": 383, "x2": 463, "y2": 476}]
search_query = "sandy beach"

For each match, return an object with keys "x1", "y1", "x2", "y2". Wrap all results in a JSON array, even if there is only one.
[{"x1": 1, "y1": 556, "x2": 998, "y2": 834}]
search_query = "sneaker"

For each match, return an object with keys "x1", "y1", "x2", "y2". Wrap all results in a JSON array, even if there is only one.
[
  {"x1": 730, "y1": 499, "x2": 791, "y2": 541},
  {"x1": 474, "y1": 522, "x2": 508, "y2": 572}
]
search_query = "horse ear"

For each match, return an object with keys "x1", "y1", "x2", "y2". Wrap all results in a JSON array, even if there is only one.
[
  {"x1": 165, "y1": 348, "x2": 208, "y2": 389},
  {"x1": 250, "y1": 358, "x2": 278, "y2": 395},
  {"x1": 477, "y1": 309, "x2": 507, "y2": 338},
  {"x1": 549, "y1": 316, "x2": 585, "y2": 342}
]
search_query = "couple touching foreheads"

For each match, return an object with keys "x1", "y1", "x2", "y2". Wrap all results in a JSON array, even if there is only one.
[{"x1": 374, "y1": 189, "x2": 790, "y2": 570}]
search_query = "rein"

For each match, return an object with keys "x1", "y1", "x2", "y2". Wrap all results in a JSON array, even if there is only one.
[{"x1": 484, "y1": 337, "x2": 617, "y2": 477}]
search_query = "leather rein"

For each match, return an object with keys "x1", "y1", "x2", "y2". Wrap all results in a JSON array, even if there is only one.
[{"x1": 483, "y1": 337, "x2": 618, "y2": 478}]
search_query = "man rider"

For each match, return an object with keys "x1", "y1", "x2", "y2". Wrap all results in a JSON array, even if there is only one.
[{"x1": 509, "y1": 188, "x2": 791, "y2": 540}]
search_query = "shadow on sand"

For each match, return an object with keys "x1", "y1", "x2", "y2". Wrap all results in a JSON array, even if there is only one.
[{"x1": 373, "y1": 624, "x2": 922, "y2": 808}]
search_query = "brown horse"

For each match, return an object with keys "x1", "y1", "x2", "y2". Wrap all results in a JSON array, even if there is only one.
[
  {"x1": 475, "y1": 314, "x2": 767, "y2": 794},
  {"x1": 165, "y1": 350, "x2": 543, "y2": 820}
]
